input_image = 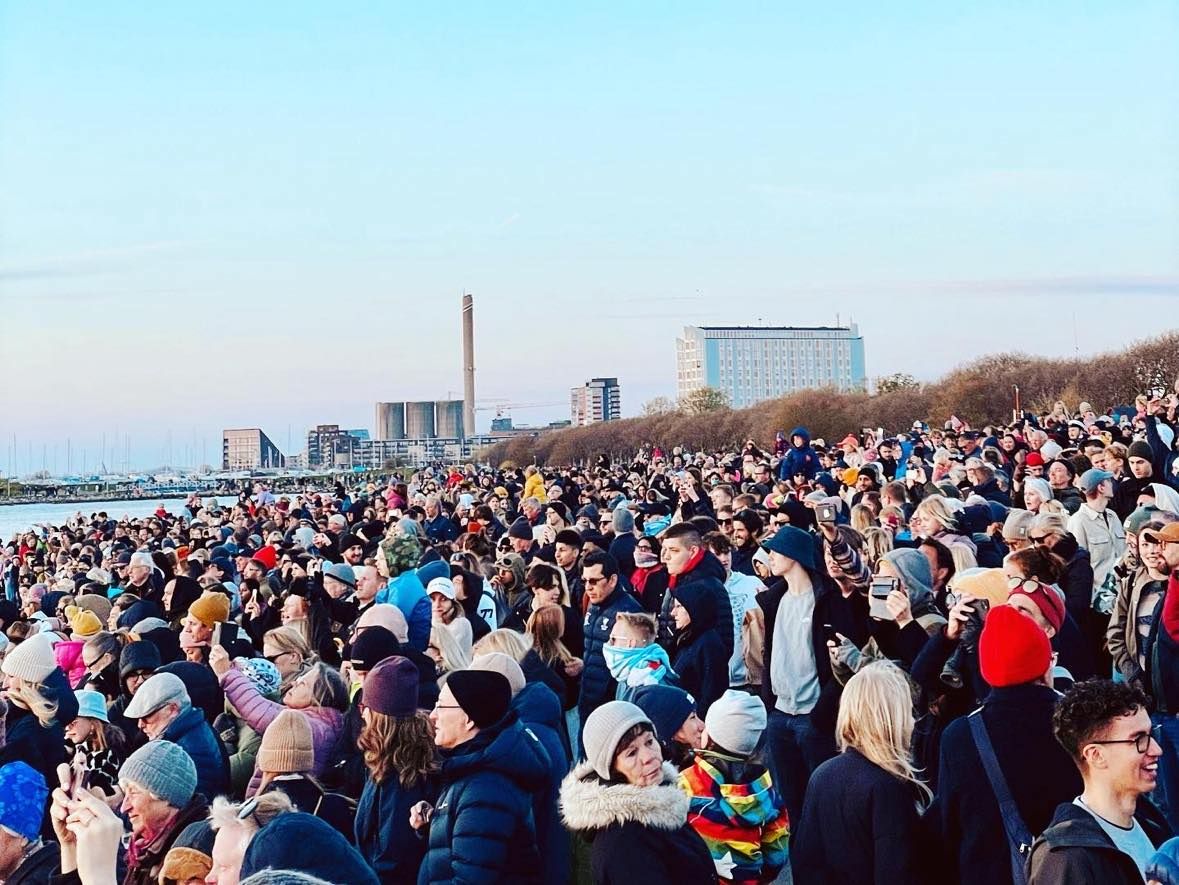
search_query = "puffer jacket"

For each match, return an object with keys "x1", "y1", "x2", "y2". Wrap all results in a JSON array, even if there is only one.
[
  {"x1": 779, "y1": 426, "x2": 820, "y2": 482},
  {"x1": 356, "y1": 770, "x2": 435, "y2": 885},
  {"x1": 660, "y1": 549, "x2": 735, "y2": 657},
  {"x1": 221, "y1": 668, "x2": 344, "y2": 794},
  {"x1": 560, "y1": 761, "x2": 716, "y2": 885},
  {"x1": 53, "y1": 640, "x2": 87, "y2": 689},
  {"x1": 679, "y1": 752, "x2": 789, "y2": 885},
  {"x1": 418, "y1": 712, "x2": 549, "y2": 885},
  {"x1": 513, "y1": 681, "x2": 570, "y2": 885},
  {"x1": 160, "y1": 705, "x2": 228, "y2": 800},
  {"x1": 579, "y1": 584, "x2": 643, "y2": 725},
  {"x1": 0, "y1": 668, "x2": 78, "y2": 786}
]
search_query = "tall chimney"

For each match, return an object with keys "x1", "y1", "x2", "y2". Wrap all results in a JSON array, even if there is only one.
[{"x1": 462, "y1": 292, "x2": 475, "y2": 439}]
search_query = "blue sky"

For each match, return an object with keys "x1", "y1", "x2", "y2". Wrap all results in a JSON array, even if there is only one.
[{"x1": 1, "y1": 2, "x2": 1177, "y2": 472}]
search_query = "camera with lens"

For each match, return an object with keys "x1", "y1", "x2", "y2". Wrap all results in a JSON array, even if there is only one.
[{"x1": 941, "y1": 597, "x2": 991, "y2": 689}]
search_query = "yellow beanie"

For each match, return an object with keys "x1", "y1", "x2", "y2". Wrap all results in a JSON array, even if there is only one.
[
  {"x1": 188, "y1": 592, "x2": 230, "y2": 628},
  {"x1": 70, "y1": 609, "x2": 103, "y2": 638}
]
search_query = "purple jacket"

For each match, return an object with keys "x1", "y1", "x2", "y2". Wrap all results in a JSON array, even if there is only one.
[{"x1": 221, "y1": 668, "x2": 344, "y2": 793}]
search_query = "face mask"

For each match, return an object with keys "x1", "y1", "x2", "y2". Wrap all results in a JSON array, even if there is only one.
[{"x1": 634, "y1": 551, "x2": 659, "y2": 569}]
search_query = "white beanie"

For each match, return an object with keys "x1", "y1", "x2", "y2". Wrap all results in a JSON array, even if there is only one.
[
  {"x1": 1, "y1": 632, "x2": 58, "y2": 683},
  {"x1": 470, "y1": 653, "x2": 526, "y2": 697},
  {"x1": 582, "y1": 700, "x2": 651, "y2": 781},
  {"x1": 704, "y1": 689, "x2": 767, "y2": 757},
  {"x1": 1040, "y1": 440, "x2": 1063, "y2": 461}
]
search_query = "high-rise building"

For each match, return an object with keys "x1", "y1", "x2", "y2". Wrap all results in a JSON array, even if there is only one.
[
  {"x1": 571, "y1": 377, "x2": 622, "y2": 426},
  {"x1": 676, "y1": 324, "x2": 866, "y2": 408},
  {"x1": 375, "y1": 402, "x2": 406, "y2": 441},
  {"x1": 222, "y1": 429, "x2": 285, "y2": 470}
]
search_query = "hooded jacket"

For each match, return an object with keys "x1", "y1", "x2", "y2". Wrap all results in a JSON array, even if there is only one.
[
  {"x1": 160, "y1": 705, "x2": 228, "y2": 800},
  {"x1": 1027, "y1": 799, "x2": 1170, "y2": 885},
  {"x1": 560, "y1": 761, "x2": 715, "y2": 885},
  {"x1": 53, "y1": 640, "x2": 87, "y2": 689},
  {"x1": 779, "y1": 427, "x2": 820, "y2": 482},
  {"x1": 670, "y1": 583, "x2": 729, "y2": 717},
  {"x1": 679, "y1": 753, "x2": 789, "y2": 884},
  {"x1": 418, "y1": 712, "x2": 549, "y2": 885},
  {"x1": 660, "y1": 549, "x2": 735, "y2": 657}
]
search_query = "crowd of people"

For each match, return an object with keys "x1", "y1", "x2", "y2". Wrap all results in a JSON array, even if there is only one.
[{"x1": 1, "y1": 390, "x2": 1179, "y2": 883}]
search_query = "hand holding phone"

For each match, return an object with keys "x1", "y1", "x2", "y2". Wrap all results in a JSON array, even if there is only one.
[{"x1": 869, "y1": 577, "x2": 898, "y2": 620}]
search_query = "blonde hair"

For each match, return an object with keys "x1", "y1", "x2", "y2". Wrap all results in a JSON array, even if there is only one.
[
  {"x1": 429, "y1": 624, "x2": 471, "y2": 674},
  {"x1": 860, "y1": 527, "x2": 894, "y2": 572},
  {"x1": 472, "y1": 628, "x2": 530, "y2": 662},
  {"x1": 836, "y1": 661, "x2": 931, "y2": 810},
  {"x1": 914, "y1": 496, "x2": 959, "y2": 534},
  {"x1": 5, "y1": 677, "x2": 59, "y2": 727},
  {"x1": 208, "y1": 792, "x2": 293, "y2": 836},
  {"x1": 614, "y1": 612, "x2": 657, "y2": 642},
  {"x1": 850, "y1": 504, "x2": 876, "y2": 535},
  {"x1": 949, "y1": 545, "x2": 978, "y2": 575}
]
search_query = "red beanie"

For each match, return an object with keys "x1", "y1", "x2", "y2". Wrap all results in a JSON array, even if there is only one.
[
  {"x1": 979, "y1": 604, "x2": 1052, "y2": 688},
  {"x1": 1025, "y1": 452, "x2": 1045, "y2": 467},
  {"x1": 253, "y1": 546, "x2": 277, "y2": 570},
  {"x1": 1008, "y1": 582, "x2": 1065, "y2": 633}
]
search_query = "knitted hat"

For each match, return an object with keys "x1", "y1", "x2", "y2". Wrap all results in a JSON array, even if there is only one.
[
  {"x1": 362, "y1": 655, "x2": 419, "y2": 718},
  {"x1": 1, "y1": 632, "x2": 58, "y2": 683},
  {"x1": 1041, "y1": 440, "x2": 1063, "y2": 461},
  {"x1": 1008, "y1": 581, "x2": 1066, "y2": 633},
  {"x1": 323, "y1": 562, "x2": 356, "y2": 588},
  {"x1": 469, "y1": 652, "x2": 526, "y2": 697},
  {"x1": 761, "y1": 525, "x2": 815, "y2": 570},
  {"x1": 1129, "y1": 440, "x2": 1155, "y2": 462},
  {"x1": 0, "y1": 762, "x2": 49, "y2": 842},
  {"x1": 240, "y1": 812, "x2": 379, "y2": 885},
  {"x1": 704, "y1": 689, "x2": 767, "y2": 757},
  {"x1": 612, "y1": 507, "x2": 635, "y2": 534},
  {"x1": 350, "y1": 625, "x2": 401, "y2": 672},
  {"x1": 74, "y1": 593, "x2": 112, "y2": 625},
  {"x1": 119, "y1": 640, "x2": 161, "y2": 679},
  {"x1": 257, "y1": 709, "x2": 315, "y2": 774},
  {"x1": 948, "y1": 568, "x2": 1010, "y2": 606},
  {"x1": 188, "y1": 591, "x2": 230, "y2": 628},
  {"x1": 253, "y1": 546, "x2": 278, "y2": 570},
  {"x1": 446, "y1": 669, "x2": 511, "y2": 728},
  {"x1": 355, "y1": 604, "x2": 409, "y2": 644},
  {"x1": 234, "y1": 657, "x2": 282, "y2": 698},
  {"x1": 1002, "y1": 509, "x2": 1036, "y2": 541},
  {"x1": 124, "y1": 672, "x2": 189, "y2": 719},
  {"x1": 70, "y1": 608, "x2": 103, "y2": 638},
  {"x1": 582, "y1": 700, "x2": 652, "y2": 781},
  {"x1": 1024, "y1": 452, "x2": 1045, "y2": 468},
  {"x1": 978, "y1": 604, "x2": 1052, "y2": 688},
  {"x1": 74, "y1": 689, "x2": 109, "y2": 722},
  {"x1": 119, "y1": 740, "x2": 197, "y2": 808},
  {"x1": 631, "y1": 684, "x2": 696, "y2": 744},
  {"x1": 508, "y1": 519, "x2": 533, "y2": 541},
  {"x1": 159, "y1": 820, "x2": 215, "y2": 884}
]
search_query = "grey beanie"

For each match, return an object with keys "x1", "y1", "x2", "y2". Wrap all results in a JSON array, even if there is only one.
[
  {"x1": 582, "y1": 700, "x2": 651, "y2": 781},
  {"x1": 1002, "y1": 509, "x2": 1036, "y2": 541},
  {"x1": 119, "y1": 740, "x2": 197, "y2": 808},
  {"x1": 704, "y1": 689, "x2": 767, "y2": 757},
  {"x1": 612, "y1": 506, "x2": 635, "y2": 534}
]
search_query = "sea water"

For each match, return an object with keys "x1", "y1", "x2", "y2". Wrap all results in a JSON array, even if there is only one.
[{"x1": 0, "y1": 496, "x2": 239, "y2": 540}]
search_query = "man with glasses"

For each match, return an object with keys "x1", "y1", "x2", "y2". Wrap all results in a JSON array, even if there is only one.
[
  {"x1": 1139, "y1": 521, "x2": 1179, "y2": 832},
  {"x1": 1029, "y1": 680, "x2": 1169, "y2": 883},
  {"x1": 577, "y1": 551, "x2": 642, "y2": 745}
]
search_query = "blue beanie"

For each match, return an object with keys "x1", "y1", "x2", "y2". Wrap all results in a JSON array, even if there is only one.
[
  {"x1": 632, "y1": 684, "x2": 696, "y2": 743},
  {"x1": 1147, "y1": 836, "x2": 1179, "y2": 885},
  {"x1": 0, "y1": 762, "x2": 49, "y2": 842},
  {"x1": 761, "y1": 525, "x2": 816, "y2": 570},
  {"x1": 240, "y1": 812, "x2": 379, "y2": 885}
]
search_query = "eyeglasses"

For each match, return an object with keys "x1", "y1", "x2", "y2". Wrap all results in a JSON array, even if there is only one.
[
  {"x1": 607, "y1": 636, "x2": 644, "y2": 648},
  {"x1": 718, "y1": 518, "x2": 733, "y2": 526},
  {"x1": 1006, "y1": 576, "x2": 1041, "y2": 593},
  {"x1": 1087, "y1": 725, "x2": 1161, "y2": 755},
  {"x1": 433, "y1": 703, "x2": 463, "y2": 711}
]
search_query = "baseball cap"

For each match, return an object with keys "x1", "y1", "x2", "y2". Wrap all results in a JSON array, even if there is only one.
[
  {"x1": 1142, "y1": 523, "x2": 1179, "y2": 545},
  {"x1": 1078, "y1": 469, "x2": 1114, "y2": 495}
]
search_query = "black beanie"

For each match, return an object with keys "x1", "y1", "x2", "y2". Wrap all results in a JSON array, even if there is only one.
[
  {"x1": 350, "y1": 625, "x2": 401, "y2": 672},
  {"x1": 1129, "y1": 440, "x2": 1154, "y2": 462},
  {"x1": 507, "y1": 519, "x2": 533, "y2": 541},
  {"x1": 447, "y1": 670, "x2": 511, "y2": 728}
]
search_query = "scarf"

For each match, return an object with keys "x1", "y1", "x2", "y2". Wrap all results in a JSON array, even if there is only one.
[
  {"x1": 126, "y1": 809, "x2": 178, "y2": 870},
  {"x1": 667, "y1": 547, "x2": 705, "y2": 591},
  {"x1": 603, "y1": 643, "x2": 674, "y2": 687}
]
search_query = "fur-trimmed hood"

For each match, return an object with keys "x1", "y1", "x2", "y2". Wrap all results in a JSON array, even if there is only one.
[{"x1": 560, "y1": 761, "x2": 688, "y2": 833}]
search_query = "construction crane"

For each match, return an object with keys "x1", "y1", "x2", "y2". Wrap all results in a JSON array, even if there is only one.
[{"x1": 475, "y1": 399, "x2": 563, "y2": 418}]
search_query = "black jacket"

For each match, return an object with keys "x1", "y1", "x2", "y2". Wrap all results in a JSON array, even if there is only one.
[
  {"x1": 418, "y1": 712, "x2": 548, "y2": 885},
  {"x1": 661, "y1": 551, "x2": 734, "y2": 657},
  {"x1": 929, "y1": 683, "x2": 1082, "y2": 885},
  {"x1": 670, "y1": 582, "x2": 730, "y2": 718},
  {"x1": 579, "y1": 584, "x2": 643, "y2": 721},
  {"x1": 8, "y1": 840, "x2": 59, "y2": 885},
  {"x1": 1028, "y1": 798, "x2": 1171, "y2": 885},
  {"x1": 791, "y1": 749, "x2": 929, "y2": 885},
  {"x1": 560, "y1": 762, "x2": 715, "y2": 885}
]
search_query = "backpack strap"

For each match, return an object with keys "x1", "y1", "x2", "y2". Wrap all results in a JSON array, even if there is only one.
[{"x1": 969, "y1": 710, "x2": 1034, "y2": 885}]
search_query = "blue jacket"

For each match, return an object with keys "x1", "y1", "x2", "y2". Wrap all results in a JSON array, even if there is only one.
[
  {"x1": 422, "y1": 514, "x2": 459, "y2": 543},
  {"x1": 418, "y1": 712, "x2": 548, "y2": 885},
  {"x1": 377, "y1": 568, "x2": 433, "y2": 652},
  {"x1": 579, "y1": 585, "x2": 643, "y2": 723},
  {"x1": 513, "y1": 682, "x2": 571, "y2": 885},
  {"x1": 162, "y1": 705, "x2": 228, "y2": 800},
  {"x1": 356, "y1": 771, "x2": 435, "y2": 884},
  {"x1": 778, "y1": 427, "x2": 820, "y2": 482}
]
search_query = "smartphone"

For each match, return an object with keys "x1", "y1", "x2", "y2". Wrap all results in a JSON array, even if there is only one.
[
  {"x1": 212, "y1": 622, "x2": 239, "y2": 651},
  {"x1": 532, "y1": 525, "x2": 547, "y2": 542},
  {"x1": 69, "y1": 747, "x2": 90, "y2": 800},
  {"x1": 822, "y1": 623, "x2": 840, "y2": 644},
  {"x1": 816, "y1": 503, "x2": 837, "y2": 524},
  {"x1": 869, "y1": 577, "x2": 898, "y2": 620}
]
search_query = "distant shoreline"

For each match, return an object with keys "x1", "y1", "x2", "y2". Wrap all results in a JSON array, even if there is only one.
[{"x1": 0, "y1": 491, "x2": 235, "y2": 508}]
